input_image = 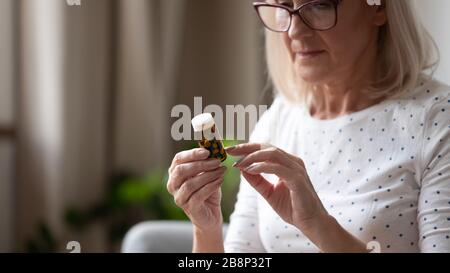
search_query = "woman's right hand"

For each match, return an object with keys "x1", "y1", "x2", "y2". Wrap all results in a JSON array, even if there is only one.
[{"x1": 167, "y1": 148, "x2": 227, "y2": 230}]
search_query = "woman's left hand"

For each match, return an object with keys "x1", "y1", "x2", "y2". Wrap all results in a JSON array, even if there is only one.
[{"x1": 227, "y1": 143, "x2": 329, "y2": 232}]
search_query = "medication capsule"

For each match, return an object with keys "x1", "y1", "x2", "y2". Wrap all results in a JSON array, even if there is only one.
[{"x1": 191, "y1": 113, "x2": 227, "y2": 162}]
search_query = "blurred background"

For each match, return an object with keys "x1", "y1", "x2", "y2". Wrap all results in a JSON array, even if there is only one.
[{"x1": 0, "y1": 0, "x2": 449, "y2": 252}]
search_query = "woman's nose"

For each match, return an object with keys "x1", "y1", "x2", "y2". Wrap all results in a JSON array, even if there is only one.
[{"x1": 288, "y1": 14, "x2": 314, "y2": 40}]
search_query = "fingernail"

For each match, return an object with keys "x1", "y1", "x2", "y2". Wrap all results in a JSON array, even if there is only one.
[
  {"x1": 199, "y1": 149, "x2": 210, "y2": 156},
  {"x1": 207, "y1": 158, "x2": 220, "y2": 165},
  {"x1": 225, "y1": 146, "x2": 236, "y2": 152},
  {"x1": 233, "y1": 158, "x2": 245, "y2": 168}
]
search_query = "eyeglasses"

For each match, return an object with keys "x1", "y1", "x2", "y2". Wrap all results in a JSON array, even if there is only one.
[{"x1": 253, "y1": 0, "x2": 341, "y2": 32}]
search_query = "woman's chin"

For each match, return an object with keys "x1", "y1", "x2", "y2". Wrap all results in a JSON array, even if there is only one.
[
  {"x1": 294, "y1": 62, "x2": 330, "y2": 83},
  {"x1": 295, "y1": 70, "x2": 329, "y2": 84}
]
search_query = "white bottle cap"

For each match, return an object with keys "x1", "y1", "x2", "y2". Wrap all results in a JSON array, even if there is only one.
[{"x1": 191, "y1": 113, "x2": 215, "y2": 132}]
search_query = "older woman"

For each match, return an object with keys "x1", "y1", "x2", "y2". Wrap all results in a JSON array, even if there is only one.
[{"x1": 166, "y1": 0, "x2": 450, "y2": 253}]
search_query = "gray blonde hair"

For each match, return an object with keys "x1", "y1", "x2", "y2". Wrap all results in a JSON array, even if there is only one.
[{"x1": 265, "y1": 0, "x2": 439, "y2": 104}]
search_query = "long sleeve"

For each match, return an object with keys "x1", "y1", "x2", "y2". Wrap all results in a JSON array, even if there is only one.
[
  {"x1": 418, "y1": 92, "x2": 450, "y2": 252},
  {"x1": 224, "y1": 175, "x2": 266, "y2": 252}
]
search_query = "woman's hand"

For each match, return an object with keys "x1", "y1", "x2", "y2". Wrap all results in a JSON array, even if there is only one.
[
  {"x1": 167, "y1": 148, "x2": 227, "y2": 231},
  {"x1": 227, "y1": 143, "x2": 368, "y2": 252},
  {"x1": 227, "y1": 143, "x2": 328, "y2": 231}
]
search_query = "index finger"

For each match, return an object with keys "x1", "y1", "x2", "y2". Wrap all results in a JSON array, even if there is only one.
[
  {"x1": 225, "y1": 143, "x2": 271, "y2": 156},
  {"x1": 170, "y1": 148, "x2": 210, "y2": 171}
]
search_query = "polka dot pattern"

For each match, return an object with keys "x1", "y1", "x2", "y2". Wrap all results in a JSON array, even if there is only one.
[{"x1": 224, "y1": 79, "x2": 450, "y2": 253}]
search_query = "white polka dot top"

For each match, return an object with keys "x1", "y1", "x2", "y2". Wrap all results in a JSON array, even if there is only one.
[{"x1": 224, "y1": 78, "x2": 450, "y2": 253}]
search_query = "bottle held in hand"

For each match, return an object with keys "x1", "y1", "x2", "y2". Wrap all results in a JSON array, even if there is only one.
[{"x1": 191, "y1": 113, "x2": 227, "y2": 162}]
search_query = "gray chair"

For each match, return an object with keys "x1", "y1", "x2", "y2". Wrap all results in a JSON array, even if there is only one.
[{"x1": 121, "y1": 220, "x2": 229, "y2": 253}]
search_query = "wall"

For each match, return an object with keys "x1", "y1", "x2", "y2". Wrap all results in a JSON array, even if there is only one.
[
  {"x1": 0, "y1": 0, "x2": 15, "y2": 252},
  {"x1": 415, "y1": 0, "x2": 450, "y2": 85}
]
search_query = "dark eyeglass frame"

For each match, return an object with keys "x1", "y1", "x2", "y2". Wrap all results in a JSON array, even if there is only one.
[{"x1": 253, "y1": 0, "x2": 342, "y2": 32}]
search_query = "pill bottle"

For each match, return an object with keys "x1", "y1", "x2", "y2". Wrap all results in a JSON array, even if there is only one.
[{"x1": 191, "y1": 113, "x2": 227, "y2": 162}]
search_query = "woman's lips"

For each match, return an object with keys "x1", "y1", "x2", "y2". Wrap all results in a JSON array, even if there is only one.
[{"x1": 295, "y1": 50, "x2": 325, "y2": 60}]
